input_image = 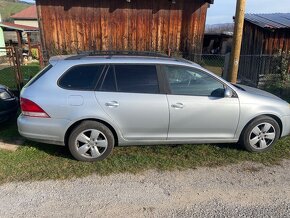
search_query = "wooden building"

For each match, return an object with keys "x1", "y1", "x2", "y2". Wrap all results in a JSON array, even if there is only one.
[
  {"x1": 35, "y1": 0, "x2": 214, "y2": 58},
  {"x1": 241, "y1": 13, "x2": 290, "y2": 56},
  {"x1": 239, "y1": 13, "x2": 290, "y2": 85},
  {"x1": 11, "y1": 5, "x2": 39, "y2": 28}
]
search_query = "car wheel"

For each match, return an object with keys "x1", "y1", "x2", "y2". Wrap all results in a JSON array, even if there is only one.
[
  {"x1": 68, "y1": 121, "x2": 114, "y2": 161},
  {"x1": 241, "y1": 116, "x2": 280, "y2": 152}
]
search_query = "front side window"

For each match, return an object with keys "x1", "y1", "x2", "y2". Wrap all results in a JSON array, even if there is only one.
[
  {"x1": 99, "y1": 65, "x2": 159, "y2": 94},
  {"x1": 59, "y1": 65, "x2": 104, "y2": 90},
  {"x1": 164, "y1": 65, "x2": 225, "y2": 97}
]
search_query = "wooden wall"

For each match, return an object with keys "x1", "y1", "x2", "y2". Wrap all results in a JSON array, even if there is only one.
[
  {"x1": 36, "y1": 0, "x2": 209, "y2": 57},
  {"x1": 241, "y1": 21, "x2": 290, "y2": 55},
  {"x1": 239, "y1": 21, "x2": 290, "y2": 85}
]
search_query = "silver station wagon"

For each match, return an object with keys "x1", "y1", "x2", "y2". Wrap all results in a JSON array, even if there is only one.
[{"x1": 18, "y1": 52, "x2": 290, "y2": 161}]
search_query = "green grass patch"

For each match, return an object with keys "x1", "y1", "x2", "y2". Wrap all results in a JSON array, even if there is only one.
[
  {"x1": 203, "y1": 65, "x2": 223, "y2": 76},
  {"x1": 0, "y1": 119, "x2": 289, "y2": 184},
  {"x1": 0, "y1": 0, "x2": 31, "y2": 20},
  {"x1": 0, "y1": 63, "x2": 40, "y2": 89}
]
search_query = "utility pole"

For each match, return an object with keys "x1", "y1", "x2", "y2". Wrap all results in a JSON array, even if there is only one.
[{"x1": 228, "y1": 0, "x2": 246, "y2": 83}]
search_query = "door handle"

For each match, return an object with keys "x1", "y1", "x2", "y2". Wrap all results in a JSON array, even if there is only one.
[
  {"x1": 171, "y1": 103, "x2": 184, "y2": 109},
  {"x1": 105, "y1": 101, "x2": 119, "y2": 108}
]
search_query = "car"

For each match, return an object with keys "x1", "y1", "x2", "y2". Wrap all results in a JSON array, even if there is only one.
[
  {"x1": 17, "y1": 52, "x2": 290, "y2": 161},
  {"x1": 0, "y1": 84, "x2": 18, "y2": 123}
]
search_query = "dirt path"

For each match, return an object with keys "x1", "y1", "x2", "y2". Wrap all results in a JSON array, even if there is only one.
[{"x1": 0, "y1": 161, "x2": 289, "y2": 217}]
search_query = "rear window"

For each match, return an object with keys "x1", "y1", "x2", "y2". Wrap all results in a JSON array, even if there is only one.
[
  {"x1": 59, "y1": 65, "x2": 104, "y2": 90},
  {"x1": 25, "y1": 64, "x2": 52, "y2": 87}
]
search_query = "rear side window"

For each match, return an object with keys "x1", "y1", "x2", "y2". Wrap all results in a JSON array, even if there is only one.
[
  {"x1": 59, "y1": 65, "x2": 104, "y2": 90},
  {"x1": 99, "y1": 65, "x2": 159, "y2": 94}
]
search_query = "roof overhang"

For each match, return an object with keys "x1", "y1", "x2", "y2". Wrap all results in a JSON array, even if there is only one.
[
  {"x1": 206, "y1": 0, "x2": 214, "y2": 4},
  {"x1": 0, "y1": 22, "x2": 39, "y2": 32},
  {"x1": 244, "y1": 13, "x2": 290, "y2": 30}
]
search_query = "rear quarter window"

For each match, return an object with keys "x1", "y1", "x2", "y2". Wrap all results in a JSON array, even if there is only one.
[
  {"x1": 25, "y1": 64, "x2": 52, "y2": 87},
  {"x1": 58, "y1": 65, "x2": 105, "y2": 90}
]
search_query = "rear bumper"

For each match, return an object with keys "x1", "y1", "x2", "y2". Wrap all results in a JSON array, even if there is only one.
[
  {"x1": 281, "y1": 116, "x2": 290, "y2": 137},
  {"x1": 17, "y1": 115, "x2": 71, "y2": 146}
]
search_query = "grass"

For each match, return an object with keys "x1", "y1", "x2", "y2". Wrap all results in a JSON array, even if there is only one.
[
  {"x1": 0, "y1": 118, "x2": 289, "y2": 184},
  {"x1": 199, "y1": 55, "x2": 225, "y2": 77},
  {"x1": 0, "y1": 0, "x2": 31, "y2": 21},
  {"x1": 0, "y1": 63, "x2": 40, "y2": 89},
  {"x1": 0, "y1": 0, "x2": 31, "y2": 20},
  {"x1": 203, "y1": 66, "x2": 223, "y2": 76}
]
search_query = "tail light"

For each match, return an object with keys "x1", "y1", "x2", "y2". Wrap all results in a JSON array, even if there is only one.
[{"x1": 20, "y1": 98, "x2": 50, "y2": 118}]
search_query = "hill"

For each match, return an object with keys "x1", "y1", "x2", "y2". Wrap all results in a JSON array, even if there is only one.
[
  {"x1": 0, "y1": 0, "x2": 32, "y2": 21},
  {"x1": 205, "y1": 23, "x2": 234, "y2": 34}
]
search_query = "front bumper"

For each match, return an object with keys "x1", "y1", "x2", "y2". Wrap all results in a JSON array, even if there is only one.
[
  {"x1": 281, "y1": 116, "x2": 290, "y2": 137},
  {"x1": 17, "y1": 115, "x2": 71, "y2": 145}
]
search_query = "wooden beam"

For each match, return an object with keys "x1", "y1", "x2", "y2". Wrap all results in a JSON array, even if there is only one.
[
  {"x1": 206, "y1": 0, "x2": 214, "y2": 4},
  {"x1": 27, "y1": 32, "x2": 32, "y2": 56},
  {"x1": 228, "y1": 0, "x2": 246, "y2": 83},
  {"x1": 16, "y1": 31, "x2": 22, "y2": 47}
]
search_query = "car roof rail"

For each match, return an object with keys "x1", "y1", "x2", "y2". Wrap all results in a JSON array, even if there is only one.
[{"x1": 65, "y1": 50, "x2": 170, "y2": 60}]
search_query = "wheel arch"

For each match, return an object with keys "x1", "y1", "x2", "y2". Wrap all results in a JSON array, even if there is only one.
[
  {"x1": 240, "y1": 114, "x2": 283, "y2": 140},
  {"x1": 64, "y1": 118, "x2": 119, "y2": 147}
]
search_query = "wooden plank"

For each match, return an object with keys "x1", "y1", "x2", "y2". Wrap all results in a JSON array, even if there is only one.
[{"x1": 37, "y1": 0, "x2": 209, "y2": 56}]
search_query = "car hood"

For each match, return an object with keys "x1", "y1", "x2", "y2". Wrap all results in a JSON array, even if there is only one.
[{"x1": 235, "y1": 84, "x2": 282, "y2": 101}]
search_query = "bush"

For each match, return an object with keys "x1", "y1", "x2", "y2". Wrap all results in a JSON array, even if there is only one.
[
  {"x1": 263, "y1": 50, "x2": 290, "y2": 100},
  {"x1": 31, "y1": 48, "x2": 39, "y2": 60}
]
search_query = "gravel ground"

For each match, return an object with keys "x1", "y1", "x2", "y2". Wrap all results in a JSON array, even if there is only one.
[{"x1": 0, "y1": 161, "x2": 290, "y2": 218}]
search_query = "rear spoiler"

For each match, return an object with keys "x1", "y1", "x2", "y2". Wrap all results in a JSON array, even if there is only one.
[{"x1": 49, "y1": 55, "x2": 75, "y2": 66}]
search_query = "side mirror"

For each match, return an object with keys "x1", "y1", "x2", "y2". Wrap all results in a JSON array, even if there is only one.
[{"x1": 224, "y1": 88, "x2": 233, "y2": 98}]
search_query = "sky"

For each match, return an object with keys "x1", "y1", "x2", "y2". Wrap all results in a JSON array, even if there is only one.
[
  {"x1": 23, "y1": 0, "x2": 290, "y2": 25},
  {"x1": 206, "y1": 0, "x2": 290, "y2": 24}
]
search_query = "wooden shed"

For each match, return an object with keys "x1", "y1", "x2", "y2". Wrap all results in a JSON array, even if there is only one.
[
  {"x1": 239, "y1": 13, "x2": 290, "y2": 85},
  {"x1": 35, "y1": 0, "x2": 214, "y2": 58},
  {"x1": 241, "y1": 13, "x2": 290, "y2": 55}
]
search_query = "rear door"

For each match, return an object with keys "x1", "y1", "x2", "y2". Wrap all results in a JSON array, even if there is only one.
[{"x1": 94, "y1": 64, "x2": 169, "y2": 141}]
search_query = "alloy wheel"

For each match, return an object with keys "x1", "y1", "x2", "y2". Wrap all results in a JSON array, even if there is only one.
[
  {"x1": 75, "y1": 129, "x2": 108, "y2": 158},
  {"x1": 249, "y1": 122, "x2": 276, "y2": 150}
]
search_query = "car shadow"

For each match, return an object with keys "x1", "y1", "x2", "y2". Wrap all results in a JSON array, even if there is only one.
[
  {"x1": 212, "y1": 143, "x2": 244, "y2": 151},
  {"x1": 0, "y1": 117, "x2": 244, "y2": 160},
  {"x1": 0, "y1": 116, "x2": 74, "y2": 160},
  {"x1": 22, "y1": 141, "x2": 75, "y2": 160},
  {"x1": 168, "y1": 142, "x2": 244, "y2": 151}
]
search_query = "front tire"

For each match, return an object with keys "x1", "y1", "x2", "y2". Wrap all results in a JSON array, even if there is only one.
[
  {"x1": 241, "y1": 116, "x2": 280, "y2": 152},
  {"x1": 68, "y1": 121, "x2": 114, "y2": 161}
]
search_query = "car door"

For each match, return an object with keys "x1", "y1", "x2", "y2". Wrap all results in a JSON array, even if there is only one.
[
  {"x1": 164, "y1": 65, "x2": 240, "y2": 140},
  {"x1": 94, "y1": 64, "x2": 169, "y2": 141}
]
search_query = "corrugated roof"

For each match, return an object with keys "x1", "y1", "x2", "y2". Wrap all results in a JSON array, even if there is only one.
[
  {"x1": 245, "y1": 13, "x2": 290, "y2": 29},
  {"x1": 0, "y1": 22, "x2": 39, "y2": 32},
  {"x1": 11, "y1": 5, "x2": 37, "y2": 20}
]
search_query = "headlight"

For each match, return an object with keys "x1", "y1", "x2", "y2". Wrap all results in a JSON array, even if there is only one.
[{"x1": 0, "y1": 89, "x2": 13, "y2": 100}]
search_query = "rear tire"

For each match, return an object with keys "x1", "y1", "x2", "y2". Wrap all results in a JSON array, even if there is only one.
[
  {"x1": 240, "y1": 116, "x2": 280, "y2": 152},
  {"x1": 68, "y1": 121, "x2": 114, "y2": 161}
]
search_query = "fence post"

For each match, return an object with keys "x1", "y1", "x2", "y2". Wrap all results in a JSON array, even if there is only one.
[
  {"x1": 13, "y1": 47, "x2": 24, "y2": 91},
  {"x1": 223, "y1": 52, "x2": 231, "y2": 80},
  {"x1": 38, "y1": 44, "x2": 44, "y2": 68}
]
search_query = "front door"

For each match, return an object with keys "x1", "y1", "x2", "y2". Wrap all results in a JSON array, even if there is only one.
[{"x1": 163, "y1": 65, "x2": 240, "y2": 140}]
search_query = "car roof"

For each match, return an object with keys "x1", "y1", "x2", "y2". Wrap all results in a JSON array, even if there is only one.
[{"x1": 49, "y1": 54, "x2": 201, "y2": 68}]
